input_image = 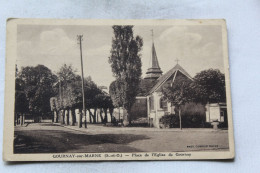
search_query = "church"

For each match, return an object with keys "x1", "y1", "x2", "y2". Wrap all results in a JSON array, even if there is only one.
[{"x1": 130, "y1": 38, "x2": 193, "y2": 128}]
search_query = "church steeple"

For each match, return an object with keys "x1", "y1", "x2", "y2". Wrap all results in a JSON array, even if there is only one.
[{"x1": 144, "y1": 30, "x2": 163, "y2": 80}]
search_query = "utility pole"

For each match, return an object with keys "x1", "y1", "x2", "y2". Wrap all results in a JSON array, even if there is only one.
[
  {"x1": 59, "y1": 77, "x2": 63, "y2": 123},
  {"x1": 77, "y1": 35, "x2": 87, "y2": 128}
]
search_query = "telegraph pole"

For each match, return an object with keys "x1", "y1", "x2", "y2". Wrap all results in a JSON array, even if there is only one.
[
  {"x1": 59, "y1": 77, "x2": 63, "y2": 123},
  {"x1": 77, "y1": 35, "x2": 87, "y2": 128}
]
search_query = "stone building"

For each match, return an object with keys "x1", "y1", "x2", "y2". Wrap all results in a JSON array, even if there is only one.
[{"x1": 130, "y1": 38, "x2": 193, "y2": 128}]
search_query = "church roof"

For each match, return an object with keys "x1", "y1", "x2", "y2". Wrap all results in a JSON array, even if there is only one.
[
  {"x1": 136, "y1": 78, "x2": 157, "y2": 96},
  {"x1": 148, "y1": 63, "x2": 193, "y2": 94},
  {"x1": 144, "y1": 43, "x2": 163, "y2": 79}
]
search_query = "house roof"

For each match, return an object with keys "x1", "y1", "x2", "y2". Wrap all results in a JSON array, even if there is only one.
[{"x1": 148, "y1": 63, "x2": 193, "y2": 94}]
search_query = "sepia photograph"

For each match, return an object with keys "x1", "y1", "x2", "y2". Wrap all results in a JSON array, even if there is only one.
[{"x1": 4, "y1": 19, "x2": 234, "y2": 161}]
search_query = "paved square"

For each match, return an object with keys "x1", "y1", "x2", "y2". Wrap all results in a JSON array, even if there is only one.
[{"x1": 14, "y1": 123, "x2": 229, "y2": 153}]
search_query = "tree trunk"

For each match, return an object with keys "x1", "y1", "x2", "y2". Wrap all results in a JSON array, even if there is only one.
[
  {"x1": 93, "y1": 108, "x2": 97, "y2": 123},
  {"x1": 71, "y1": 108, "x2": 76, "y2": 126},
  {"x1": 123, "y1": 108, "x2": 131, "y2": 126},
  {"x1": 87, "y1": 109, "x2": 92, "y2": 124},
  {"x1": 65, "y1": 109, "x2": 69, "y2": 125},
  {"x1": 88, "y1": 109, "x2": 96, "y2": 124},
  {"x1": 55, "y1": 110, "x2": 59, "y2": 123},
  {"x1": 83, "y1": 108, "x2": 87, "y2": 128},
  {"x1": 109, "y1": 108, "x2": 114, "y2": 123},
  {"x1": 78, "y1": 108, "x2": 82, "y2": 128},
  {"x1": 103, "y1": 108, "x2": 108, "y2": 123},
  {"x1": 16, "y1": 113, "x2": 19, "y2": 126},
  {"x1": 95, "y1": 108, "x2": 98, "y2": 123},
  {"x1": 99, "y1": 108, "x2": 104, "y2": 123},
  {"x1": 62, "y1": 109, "x2": 65, "y2": 124},
  {"x1": 15, "y1": 113, "x2": 17, "y2": 126},
  {"x1": 22, "y1": 113, "x2": 25, "y2": 125},
  {"x1": 118, "y1": 107, "x2": 120, "y2": 122},
  {"x1": 52, "y1": 111, "x2": 54, "y2": 123},
  {"x1": 52, "y1": 111, "x2": 55, "y2": 123},
  {"x1": 89, "y1": 110, "x2": 92, "y2": 124},
  {"x1": 179, "y1": 107, "x2": 182, "y2": 130},
  {"x1": 20, "y1": 114, "x2": 23, "y2": 126}
]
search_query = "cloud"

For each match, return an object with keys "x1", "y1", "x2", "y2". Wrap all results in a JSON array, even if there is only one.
[
  {"x1": 39, "y1": 28, "x2": 77, "y2": 56},
  {"x1": 159, "y1": 26, "x2": 201, "y2": 45},
  {"x1": 17, "y1": 25, "x2": 224, "y2": 88},
  {"x1": 159, "y1": 26, "x2": 188, "y2": 42},
  {"x1": 157, "y1": 27, "x2": 202, "y2": 62}
]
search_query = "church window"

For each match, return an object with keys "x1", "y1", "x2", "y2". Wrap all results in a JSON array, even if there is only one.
[{"x1": 159, "y1": 97, "x2": 167, "y2": 111}]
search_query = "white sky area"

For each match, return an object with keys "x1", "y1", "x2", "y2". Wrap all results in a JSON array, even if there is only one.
[{"x1": 17, "y1": 25, "x2": 224, "y2": 88}]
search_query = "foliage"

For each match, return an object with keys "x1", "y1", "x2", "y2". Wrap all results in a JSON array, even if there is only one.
[
  {"x1": 108, "y1": 25, "x2": 143, "y2": 124},
  {"x1": 57, "y1": 64, "x2": 81, "y2": 88},
  {"x1": 55, "y1": 64, "x2": 114, "y2": 112},
  {"x1": 160, "y1": 114, "x2": 179, "y2": 128},
  {"x1": 15, "y1": 77, "x2": 29, "y2": 114},
  {"x1": 162, "y1": 75, "x2": 193, "y2": 129},
  {"x1": 56, "y1": 64, "x2": 81, "y2": 110},
  {"x1": 160, "y1": 103, "x2": 206, "y2": 128},
  {"x1": 109, "y1": 80, "x2": 123, "y2": 108},
  {"x1": 17, "y1": 65, "x2": 57, "y2": 116},
  {"x1": 192, "y1": 69, "x2": 226, "y2": 104},
  {"x1": 181, "y1": 103, "x2": 206, "y2": 128},
  {"x1": 162, "y1": 75, "x2": 193, "y2": 106},
  {"x1": 62, "y1": 80, "x2": 82, "y2": 109},
  {"x1": 50, "y1": 97, "x2": 58, "y2": 112},
  {"x1": 161, "y1": 69, "x2": 226, "y2": 129}
]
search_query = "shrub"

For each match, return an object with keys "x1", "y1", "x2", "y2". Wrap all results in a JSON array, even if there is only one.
[
  {"x1": 160, "y1": 114, "x2": 179, "y2": 128},
  {"x1": 160, "y1": 103, "x2": 207, "y2": 128},
  {"x1": 181, "y1": 103, "x2": 206, "y2": 128}
]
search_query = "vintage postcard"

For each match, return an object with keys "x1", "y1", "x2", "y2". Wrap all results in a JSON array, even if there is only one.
[{"x1": 3, "y1": 19, "x2": 234, "y2": 161}]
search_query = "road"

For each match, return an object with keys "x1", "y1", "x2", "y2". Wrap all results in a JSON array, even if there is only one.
[{"x1": 14, "y1": 123, "x2": 229, "y2": 153}]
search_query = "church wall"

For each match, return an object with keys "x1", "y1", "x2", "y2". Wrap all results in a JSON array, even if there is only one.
[
  {"x1": 147, "y1": 92, "x2": 165, "y2": 128},
  {"x1": 147, "y1": 72, "x2": 189, "y2": 128}
]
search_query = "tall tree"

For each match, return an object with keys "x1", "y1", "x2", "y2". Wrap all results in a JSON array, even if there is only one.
[
  {"x1": 18, "y1": 65, "x2": 57, "y2": 121},
  {"x1": 56, "y1": 64, "x2": 81, "y2": 124},
  {"x1": 15, "y1": 69, "x2": 29, "y2": 125},
  {"x1": 55, "y1": 65, "x2": 107, "y2": 125},
  {"x1": 57, "y1": 64, "x2": 81, "y2": 89},
  {"x1": 108, "y1": 25, "x2": 143, "y2": 125},
  {"x1": 162, "y1": 76, "x2": 193, "y2": 130},
  {"x1": 192, "y1": 69, "x2": 226, "y2": 104}
]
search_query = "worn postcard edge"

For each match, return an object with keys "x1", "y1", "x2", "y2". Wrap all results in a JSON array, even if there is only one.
[{"x1": 3, "y1": 19, "x2": 235, "y2": 161}]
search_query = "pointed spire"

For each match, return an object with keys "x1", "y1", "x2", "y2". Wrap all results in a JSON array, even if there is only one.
[
  {"x1": 151, "y1": 43, "x2": 161, "y2": 69},
  {"x1": 144, "y1": 30, "x2": 163, "y2": 80}
]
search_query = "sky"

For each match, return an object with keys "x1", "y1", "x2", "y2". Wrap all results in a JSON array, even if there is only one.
[{"x1": 17, "y1": 24, "x2": 224, "y2": 88}]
